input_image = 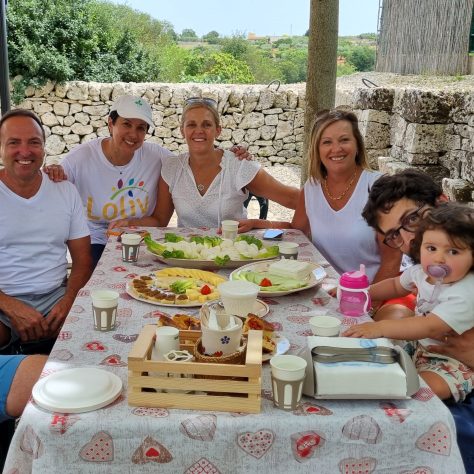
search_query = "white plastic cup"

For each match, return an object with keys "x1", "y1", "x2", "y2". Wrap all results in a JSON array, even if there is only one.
[
  {"x1": 218, "y1": 280, "x2": 259, "y2": 317},
  {"x1": 121, "y1": 233, "x2": 142, "y2": 262},
  {"x1": 221, "y1": 220, "x2": 239, "y2": 240},
  {"x1": 278, "y1": 242, "x2": 299, "y2": 260},
  {"x1": 270, "y1": 355, "x2": 307, "y2": 410},
  {"x1": 309, "y1": 315, "x2": 342, "y2": 337},
  {"x1": 152, "y1": 327, "x2": 180, "y2": 361},
  {"x1": 91, "y1": 290, "x2": 119, "y2": 331}
]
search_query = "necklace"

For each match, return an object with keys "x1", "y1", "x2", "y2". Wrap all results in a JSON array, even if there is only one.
[
  {"x1": 323, "y1": 170, "x2": 358, "y2": 201},
  {"x1": 197, "y1": 183, "x2": 206, "y2": 193}
]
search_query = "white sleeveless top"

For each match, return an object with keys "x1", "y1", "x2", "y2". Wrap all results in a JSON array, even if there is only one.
[
  {"x1": 304, "y1": 170, "x2": 381, "y2": 282},
  {"x1": 161, "y1": 150, "x2": 260, "y2": 228}
]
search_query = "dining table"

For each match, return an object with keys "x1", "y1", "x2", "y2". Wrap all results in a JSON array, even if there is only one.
[{"x1": 4, "y1": 227, "x2": 466, "y2": 474}]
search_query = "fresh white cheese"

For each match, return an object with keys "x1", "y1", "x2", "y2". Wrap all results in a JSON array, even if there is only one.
[{"x1": 268, "y1": 259, "x2": 312, "y2": 280}]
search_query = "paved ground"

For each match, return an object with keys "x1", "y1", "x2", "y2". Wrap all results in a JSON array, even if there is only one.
[{"x1": 168, "y1": 163, "x2": 302, "y2": 226}]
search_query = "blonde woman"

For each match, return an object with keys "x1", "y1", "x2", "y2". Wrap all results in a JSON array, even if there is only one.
[{"x1": 113, "y1": 97, "x2": 299, "y2": 229}]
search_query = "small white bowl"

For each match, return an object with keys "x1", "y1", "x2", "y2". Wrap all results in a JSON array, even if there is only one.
[
  {"x1": 218, "y1": 280, "x2": 259, "y2": 317},
  {"x1": 309, "y1": 315, "x2": 341, "y2": 337}
]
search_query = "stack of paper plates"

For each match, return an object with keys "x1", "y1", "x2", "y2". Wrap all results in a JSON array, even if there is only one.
[{"x1": 32, "y1": 367, "x2": 123, "y2": 413}]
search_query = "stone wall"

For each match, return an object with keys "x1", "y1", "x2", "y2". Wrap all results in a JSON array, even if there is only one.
[
  {"x1": 10, "y1": 78, "x2": 474, "y2": 204},
  {"x1": 338, "y1": 86, "x2": 474, "y2": 205}
]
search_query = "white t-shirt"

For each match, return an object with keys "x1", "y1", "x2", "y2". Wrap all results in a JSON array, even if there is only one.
[
  {"x1": 0, "y1": 173, "x2": 90, "y2": 296},
  {"x1": 304, "y1": 170, "x2": 381, "y2": 282},
  {"x1": 161, "y1": 150, "x2": 261, "y2": 228},
  {"x1": 400, "y1": 264, "x2": 474, "y2": 346},
  {"x1": 62, "y1": 138, "x2": 173, "y2": 245}
]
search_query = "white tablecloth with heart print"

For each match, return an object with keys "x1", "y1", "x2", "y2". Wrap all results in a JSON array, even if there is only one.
[{"x1": 5, "y1": 228, "x2": 466, "y2": 474}]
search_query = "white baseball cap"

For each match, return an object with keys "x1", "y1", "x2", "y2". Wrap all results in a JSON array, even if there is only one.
[{"x1": 110, "y1": 95, "x2": 154, "y2": 129}]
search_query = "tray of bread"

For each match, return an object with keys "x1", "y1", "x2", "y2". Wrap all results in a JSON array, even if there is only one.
[{"x1": 126, "y1": 267, "x2": 226, "y2": 307}]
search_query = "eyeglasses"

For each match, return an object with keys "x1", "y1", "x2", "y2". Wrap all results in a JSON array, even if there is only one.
[
  {"x1": 184, "y1": 97, "x2": 218, "y2": 108},
  {"x1": 382, "y1": 204, "x2": 427, "y2": 249}
]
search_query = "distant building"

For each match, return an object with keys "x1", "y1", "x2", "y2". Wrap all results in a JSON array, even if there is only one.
[{"x1": 247, "y1": 32, "x2": 284, "y2": 43}]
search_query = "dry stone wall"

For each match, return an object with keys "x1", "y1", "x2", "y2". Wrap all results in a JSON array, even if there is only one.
[{"x1": 9, "y1": 77, "x2": 474, "y2": 205}]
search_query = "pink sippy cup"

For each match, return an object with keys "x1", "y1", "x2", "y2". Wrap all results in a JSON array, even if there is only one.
[{"x1": 337, "y1": 264, "x2": 371, "y2": 317}]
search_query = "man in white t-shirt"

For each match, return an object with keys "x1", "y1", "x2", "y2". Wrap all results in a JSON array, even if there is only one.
[{"x1": 0, "y1": 109, "x2": 92, "y2": 353}]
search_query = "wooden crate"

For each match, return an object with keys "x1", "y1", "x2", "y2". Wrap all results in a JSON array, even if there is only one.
[{"x1": 128, "y1": 325, "x2": 263, "y2": 413}]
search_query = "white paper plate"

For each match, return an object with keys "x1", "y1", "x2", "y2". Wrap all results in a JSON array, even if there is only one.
[
  {"x1": 262, "y1": 335, "x2": 290, "y2": 362},
  {"x1": 32, "y1": 368, "x2": 123, "y2": 413},
  {"x1": 230, "y1": 261, "x2": 326, "y2": 297}
]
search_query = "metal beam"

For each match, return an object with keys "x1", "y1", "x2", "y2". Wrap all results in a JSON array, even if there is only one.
[{"x1": 0, "y1": 0, "x2": 11, "y2": 114}]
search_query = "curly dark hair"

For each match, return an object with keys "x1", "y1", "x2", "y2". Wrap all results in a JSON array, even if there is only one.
[
  {"x1": 362, "y1": 169, "x2": 442, "y2": 232},
  {"x1": 410, "y1": 202, "x2": 474, "y2": 270}
]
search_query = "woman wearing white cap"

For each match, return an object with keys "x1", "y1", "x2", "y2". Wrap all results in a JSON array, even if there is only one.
[{"x1": 46, "y1": 95, "x2": 250, "y2": 266}]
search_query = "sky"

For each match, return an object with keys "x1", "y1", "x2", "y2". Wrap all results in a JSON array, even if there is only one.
[{"x1": 111, "y1": 0, "x2": 380, "y2": 37}]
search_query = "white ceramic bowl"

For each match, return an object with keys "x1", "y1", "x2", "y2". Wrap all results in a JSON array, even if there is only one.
[
  {"x1": 309, "y1": 315, "x2": 341, "y2": 337},
  {"x1": 218, "y1": 280, "x2": 259, "y2": 317}
]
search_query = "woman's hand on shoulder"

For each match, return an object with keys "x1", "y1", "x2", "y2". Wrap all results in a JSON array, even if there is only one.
[
  {"x1": 43, "y1": 164, "x2": 67, "y2": 182},
  {"x1": 230, "y1": 145, "x2": 253, "y2": 161}
]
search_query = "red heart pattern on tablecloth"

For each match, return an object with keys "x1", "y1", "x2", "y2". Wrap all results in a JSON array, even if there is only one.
[
  {"x1": 20, "y1": 425, "x2": 44, "y2": 459},
  {"x1": 79, "y1": 431, "x2": 113, "y2": 462},
  {"x1": 287, "y1": 315, "x2": 311, "y2": 324},
  {"x1": 49, "y1": 349, "x2": 73, "y2": 361},
  {"x1": 63, "y1": 315, "x2": 79, "y2": 324},
  {"x1": 338, "y1": 457, "x2": 377, "y2": 474},
  {"x1": 125, "y1": 273, "x2": 138, "y2": 279},
  {"x1": 296, "y1": 329, "x2": 313, "y2": 337},
  {"x1": 290, "y1": 430, "x2": 325, "y2": 463},
  {"x1": 288, "y1": 304, "x2": 310, "y2": 312},
  {"x1": 70, "y1": 304, "x2": 85, "y2": 313},
  {"x1": 342, "y1": 415, "x2": 382, "y2": 444},
  {"x1": 132, "y1": 407, "x2": 169, "y2": 418},
  {"x1": 82, "y1": 341, "x2": 107, "y2": 351},
  {"x1": 412, "y1": 387, "x2": 434, "y2": 402},
  {"x1": 269, "y1": 321, "x2": 282, "y2": 331},
  {"x1": 78, "y1": 289, "x2": 90, "y2": 297},
  {"x1": 57, "y1": 331, "x2": 72, "y2": 341},
  {"x1": 400, "y1": 468, "x2": 433, "y2": 474},
  {"x1": 49, "y1": 414, "x2": 80, "y2": 435},
  {"x1": 260, "y1": 297, "x2": 280, "y2": 305},
  {"x1": 94, "y1": 269, "x2": 105, "y2": 275},
  {"x1": 380, "y1": 402, "x2": 412, "y2": 423},
  {"x1": 180, "y1": 415, "x2": 217, "y2": 441},
  {"x1": 311, "y1": 297, "x2": 330, "y2": 306},
  {"x1": 88, "y1": 279, "x2": 105, "y2": 286},
  {"x1": 415, "y1": 422, "x2": 451, "y2": 456},
  {"x1": 112, "y1": 266, "x2": 127, "y2": 272},
  {"x1": 237, "y1": 429, "x2": 274, "y2": 459},
  {"x1": 293, "y1": 402, "x2": 333, "y2": 416},
  {"x1": 120, "y1": 292, "x2": 133, "y2": 300},
  {"x1": 113, "y1": 333, "x2": 138, "y2": 343},
  {"x1": 184, "y1": 457, "x2": 221, "y2": 474},
  {"x1": 131, "y1": 436, "x2": 172, "y2": 464},
  {"x1": 100, "y1": 354, "x2": 127, "y2": 367},
  {"x1": 117, "y1": 307, "x2": 132, "y2": 318}
]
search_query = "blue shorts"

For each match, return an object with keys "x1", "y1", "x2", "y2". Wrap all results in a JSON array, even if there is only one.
[
  {"x1": 0, "y1": 355, "x2": 27, "y2": 423},
  {"x1": 449, "y1": 395, "x2": 474, "y2": 474}
]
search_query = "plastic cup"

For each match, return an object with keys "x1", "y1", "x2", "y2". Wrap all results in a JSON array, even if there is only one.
[
  {"x1": 218, "y1": 280, "x2": 259, "y2": 317},
  {"x1": 309, "y1": 315, "x2": 342, "y2": 337},
  {"x1": 270, "y1": 355, "x2": 307, "y2": 410},
  {"x1": 152, "y1": 327, "x2": 180, "y2": 361},
  {"x1": 278, "y1": 242, "x2": 299, "y2": 260},
  {"x1": 221, "y1": 220, "x2": 239, "y2": 240},
  {"x1": 91, "y1": 290, "x2": 119, "y2": 331},
  {"x1": 121, "y1": 233, "x2": 141, "y2": 262}
]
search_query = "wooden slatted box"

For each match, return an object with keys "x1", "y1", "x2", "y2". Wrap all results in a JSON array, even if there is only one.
[{"x1": 128, "y1": 325, "x2": 262, "y2": 413}]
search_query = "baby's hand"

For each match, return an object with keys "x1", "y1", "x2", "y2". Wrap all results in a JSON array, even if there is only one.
[{"x1": 342, "y1": 322, "x2": 383, "y2": 339}]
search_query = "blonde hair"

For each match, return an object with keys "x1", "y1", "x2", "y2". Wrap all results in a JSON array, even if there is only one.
[
  {"x1": 181, "y1": 101, "x2": 220, "y2": 128},
  {"x1": 307, "y1": 109, "x2": 370, "y2": 182}
]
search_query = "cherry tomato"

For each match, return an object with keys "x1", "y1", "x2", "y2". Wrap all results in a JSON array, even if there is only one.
[
  {"x1": 200, "y1": 284, "x2": 211, "y2": 295},
  {"x1": 260, "y1": 278, "x2": 272, "y2": 287}
]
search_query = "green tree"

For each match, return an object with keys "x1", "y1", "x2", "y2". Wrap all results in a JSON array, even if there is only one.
[
  {"x1": 276, "y1": 48, "x2": 308, "y2": 83},
  {"x1": 203, "y1": 30, "x2": 220, "y2": 44},
  {"x1": 180, "y1": 28, "x2": 198, "y2": 40},
  {"x1": 220, "y1": 34, "x2": 249, "y2": 60},
  {"x1": 345, "y1": 45, "x2": 375, "y2": 71}
]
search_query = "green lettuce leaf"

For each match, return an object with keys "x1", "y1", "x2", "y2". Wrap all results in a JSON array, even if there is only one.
[
  {"x1": 235, "y1": 234, "x2": 263, "y2": 249},
  {"x1": 214, "y1": 254, "x2": 231, "y2": 266},
  {"x1": 164, "y1": 233, "x2": 184, "y2": 243},
  {"x1": 144, "y1": 234, "x2": 166, "y2": 255},
  {"x1": 233, "y1": 270, "x2": 307, "y2": 291}
]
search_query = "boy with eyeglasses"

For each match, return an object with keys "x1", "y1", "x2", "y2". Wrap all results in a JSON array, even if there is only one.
[{"x1": 362, "y1": 169, "x2": 474, "y2": 473}]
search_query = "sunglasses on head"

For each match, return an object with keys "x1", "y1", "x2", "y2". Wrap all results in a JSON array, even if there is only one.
[{"x1": 185, "y1": 97, "x2": 218, "y2": 108}]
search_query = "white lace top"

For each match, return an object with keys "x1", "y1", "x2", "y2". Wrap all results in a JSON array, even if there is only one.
[{"x1": 161, "y1": 150, "x2": 260, "y2": 228}]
